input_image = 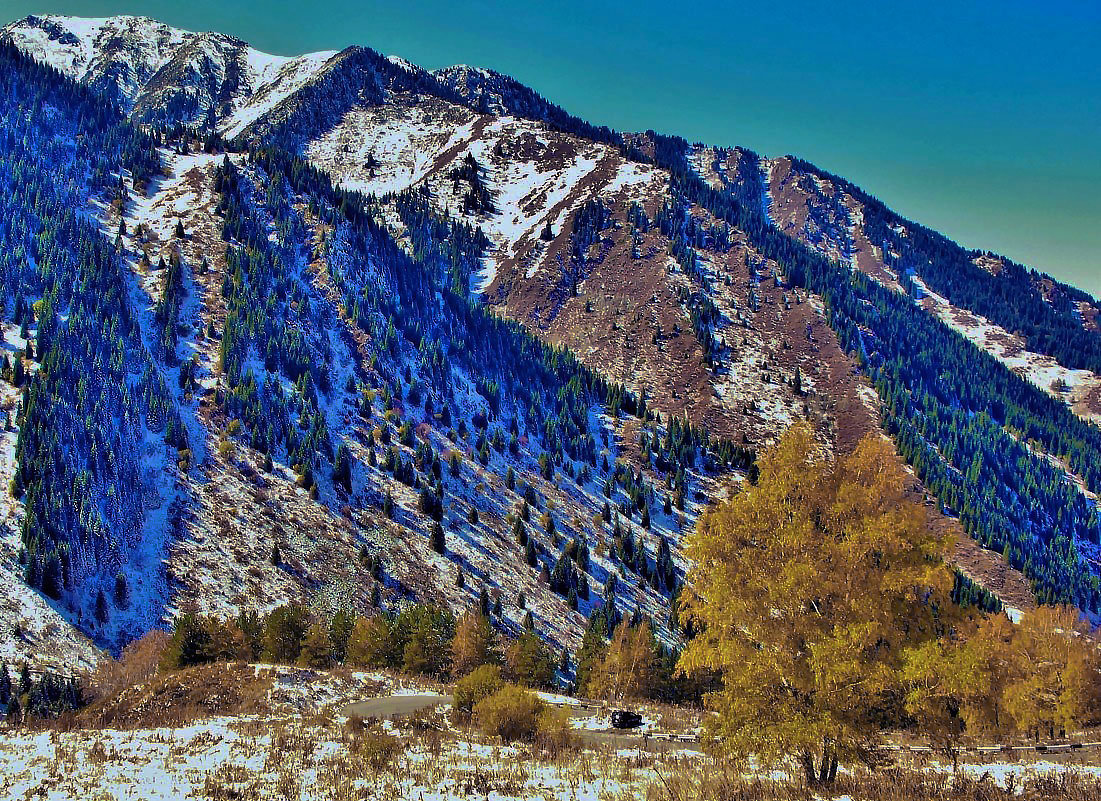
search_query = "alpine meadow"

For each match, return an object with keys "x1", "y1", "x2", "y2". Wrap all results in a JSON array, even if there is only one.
[{"x1": 0, "y1": 8, "x2": 1099, "y2": 800}]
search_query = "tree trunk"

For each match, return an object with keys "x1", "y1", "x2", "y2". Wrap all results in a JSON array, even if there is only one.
[
  {"x1": 802, "y1": 752, "x2": 818, "y2": 785},
  {"x1": 818, "y1": 740, "x2": 836, "y2": 785}
]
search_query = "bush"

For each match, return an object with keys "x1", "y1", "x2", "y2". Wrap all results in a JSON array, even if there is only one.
[
  {"x1": 453, "y1": 664, "x2": 505, "y2": 719},
  {"x1": 535, "y1": 705, "x2": 576, "y2": 754},
  {"x1": 472, "y1": 685, "x2": 545, "y2": 742},
  {"x1": 85, "y1": 629, "x2": 170, "y2": 702},
  {"x1": 353, "y1": 731, "x2": 402, "y2": 772}
]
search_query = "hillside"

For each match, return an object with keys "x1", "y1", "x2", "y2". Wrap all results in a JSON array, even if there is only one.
[{"x1": 1, "y1": 12, "x2": 1099, "y2": 677}]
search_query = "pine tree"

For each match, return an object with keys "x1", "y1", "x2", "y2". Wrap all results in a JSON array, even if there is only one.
[
  {"x1": 332, "y1": 443, "x2": 353, "y2": 492},
  {"x1": 262, "y1": 603, "x2": 310, "y2": 664},
  {"x1": 574, "y1": 614, "x2": 608, "y2": 696},
  {"x1": 505, "y1": 631, "x2": 555, "y2": 688},
  {"x1": 113, "y1": 572, "x2": 129, "y2": 608},
  {"x1": 297, "y1": 623, "x2": 333, "y2": 669},
  {"x1": 430, "y1": 522, "x2": 446, "y2": 554},
  {"x1": 94, "y1": 589, "x2": 109, "y2": 625},
  {"x1": 18, "y1": 662, "x2": 30, "y2": 697},
  {"x1": 329, "y1": 610, "x2": 355, "y2": 664},
  {"x1": 0, "y1": 661, "x2": 10, "y2": 707}
]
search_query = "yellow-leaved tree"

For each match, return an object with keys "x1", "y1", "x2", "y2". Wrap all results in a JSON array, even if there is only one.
[
  {"x1": 1000, "y1": 604, "x2": 1100, "y2": 739},
  {"x1": 903, "y1": 603, "x2": 1101, "y2": 754},
  {"x1": 586, "y1": 620, "x2": 658, "y2": 703},
  {"x1": 451, "y1": 611, "x2": 501, "y2": 678},
  {"x1": 678, "y1": 423, "x2": 957, "y2": 784}
]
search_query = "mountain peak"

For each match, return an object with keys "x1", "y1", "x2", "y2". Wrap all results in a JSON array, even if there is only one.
[{"x1": 2, "y1": 13, "x2": 343, "y2": 131}]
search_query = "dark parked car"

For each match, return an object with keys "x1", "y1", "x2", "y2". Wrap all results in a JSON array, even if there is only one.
[{"x1": 610, "y1": 709, "x2": 643, "y2": 729}]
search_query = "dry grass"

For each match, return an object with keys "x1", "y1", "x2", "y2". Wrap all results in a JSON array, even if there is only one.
[
  {"x1": 7, "y1": 662, "x2": 1101, "y2": 801},
  {"x1": 69, "y1": 661, "x2": 273, "y2": 730},
  {"x1": 647, "y1": 761, "x2": 1101, "y2": 801},
  {"x1": 8, "y1": 713, "x2": 1101, "y2": 801}
]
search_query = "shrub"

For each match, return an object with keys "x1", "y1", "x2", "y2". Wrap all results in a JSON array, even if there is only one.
[
  {"x1": 77, "y1": 662, "x2": 272, "y2": 729},
  {"x1": 86, "y1": 629, "x2": 170, "y2": 702},
  {"x1": 535, "y1": 705, "x2": 576, "y2": 754},
  {"x1": 472, "y1": 685, "x2": 545, "y2": 742},
  {"x1": 453, "y1": 664, "x2": 504, "y2": 719},
  {"x1": 354, "y1": 731, "x2": 402, "y2": 772}
]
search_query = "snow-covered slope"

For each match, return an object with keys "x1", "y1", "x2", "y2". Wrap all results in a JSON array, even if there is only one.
[
  {"x1": 8, "y1": 11, "x2": 1096, "y2": 673},
  {"x1": 1, "y1": 14, "x2": 337, "y2": 130}
]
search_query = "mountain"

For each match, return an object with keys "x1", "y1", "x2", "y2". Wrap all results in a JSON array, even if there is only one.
[
  {"x1": 1, "y1": 14, "x2": 1099, "y2": 673},
  {"x1": 4, "y1": 14, "x2": 340, "y2": 132}
]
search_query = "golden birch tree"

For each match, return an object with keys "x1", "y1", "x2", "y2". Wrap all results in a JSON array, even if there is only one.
[{"x1": 678, "y1": 423, "x2": 956, "y2": 784}]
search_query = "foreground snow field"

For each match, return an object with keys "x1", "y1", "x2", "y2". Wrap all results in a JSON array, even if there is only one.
[
  {"x1": 3, "y1": 664, "x2": 1101, "y2": 801},
  {"x1": 5, "y1": 716, "x2": 1101, "y2": 801}
]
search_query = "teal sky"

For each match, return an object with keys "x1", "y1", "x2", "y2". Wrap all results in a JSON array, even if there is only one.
[{"x1": 8, "y1": 1, "x2": 1100, "y2": 297}]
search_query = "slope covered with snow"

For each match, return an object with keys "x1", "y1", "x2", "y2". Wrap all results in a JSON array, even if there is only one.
[
  {"x1": 2, "y1": 14, "x2": 337, "y2": 131},
  {"x1": 4, "y1": 11, "x2": 1098, "y2": 674}
]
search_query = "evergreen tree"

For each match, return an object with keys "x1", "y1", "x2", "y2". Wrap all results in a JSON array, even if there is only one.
[
  {"x1": 0, "y1": 661, "x2": 10, "y2": 707},
  {"x1": 505, "y1": 631, "x2": 556, "y2": 688},
  {"x1": 574, "y1": 614, "x2": 608, "y2": 696},
  {"x1": 95, "y1": 590, "x2": 109, "y2": 625},
  {"x1": 262, "y1": 603, "x2": 310, "y2": 664},
  {"x1": 430, "y1": 521, "x2": 446, "y2": 554},
  {"x1": 113, "y1": 572, "x2": 129, "y2": 609},
  {"x1": 297, "y1": 623, "x2": 333, "y2": 669}
]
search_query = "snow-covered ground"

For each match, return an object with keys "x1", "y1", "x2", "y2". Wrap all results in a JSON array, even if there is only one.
[
  {"x1": 220, "y1": 49, "x2": 339, "y2": 138},
  {"x1": 3, "y1": 15, "x2": 338, "y2": 134},
  {"x1": 1, "y1": 702, "x2": 1097, "y2": 801},
  {"x1": 0, "y1": 717, "x2": 671, "y2": 801},
  {"x1": 308, "y1": 100, "x2": 665, "y2": 298}
]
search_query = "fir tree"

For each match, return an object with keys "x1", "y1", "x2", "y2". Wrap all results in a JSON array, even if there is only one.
[{"x1": 430, "y1": 521, "x2": 446, "y2": 554}]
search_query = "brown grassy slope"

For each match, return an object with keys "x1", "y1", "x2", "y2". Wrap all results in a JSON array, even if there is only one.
[{"x1": 74, "y1": 662, "x2": 273, "y2": 730}]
